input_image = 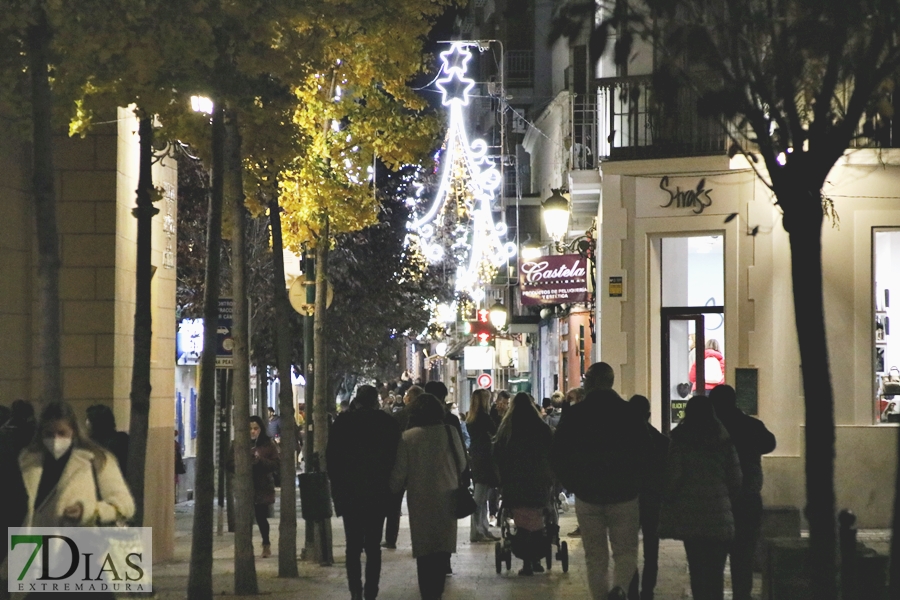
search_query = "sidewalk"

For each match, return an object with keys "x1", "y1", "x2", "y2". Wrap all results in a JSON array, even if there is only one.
[{"x1": 151, "y1": 500, "x2": 890, "y2": 599}]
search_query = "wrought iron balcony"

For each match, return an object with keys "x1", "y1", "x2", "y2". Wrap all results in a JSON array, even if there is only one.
[{"x1": 596, "y1": 75, "x2": 730, "y2": 161}]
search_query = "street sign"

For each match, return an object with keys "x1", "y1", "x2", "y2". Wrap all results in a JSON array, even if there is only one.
[
  {"x1": 476, "y1": 373, "x2": 493, "y2": 390},
  {"x1": 216, "y1": 297, "x2": 234, "y2": 368},
  {"x1": 288, "y1": 275, "x2": 334, "y2": 316}
]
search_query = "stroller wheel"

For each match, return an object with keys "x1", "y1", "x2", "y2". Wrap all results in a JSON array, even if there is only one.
[
  {"x1": 494, "y1": 542, "x2": 503, "y2": 574},
  {"x1": 560, "y1": 540, "x2": 569, "y2": 573},
  {"x1": 545, "y1": 538, "x2": 553, "y2": 570}
]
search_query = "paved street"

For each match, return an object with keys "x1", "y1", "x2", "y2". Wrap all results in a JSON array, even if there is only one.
[{"x1": 148, "y1": 498, "x2": 889, "y2": 600}]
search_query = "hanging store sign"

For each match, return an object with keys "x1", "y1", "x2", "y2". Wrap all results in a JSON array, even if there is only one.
[{"x1": 520, "y1": 254, "x2": 589, "y2": 305}]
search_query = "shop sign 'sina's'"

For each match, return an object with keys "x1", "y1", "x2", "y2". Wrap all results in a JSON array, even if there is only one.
[{"x1": 659, "y1": 176, "x2": 713, "y2": 214}]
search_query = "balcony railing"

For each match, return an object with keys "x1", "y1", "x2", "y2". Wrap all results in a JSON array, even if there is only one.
[
  {"x1": 596, "y1": 75, "x2": 730, "y2": 161},
  {"x1": 571, "y1": 93, "x2": 597, "y2": 170},
  {"x1": 594, "y1": 76, "x2": 900, "y2": 161},
  {"x1": 505, "y1": 51, "x2": 534, "y2": 88}
]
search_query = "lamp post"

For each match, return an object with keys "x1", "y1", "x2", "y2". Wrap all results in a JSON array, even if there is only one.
[
  {"x1": 542, "y1": 188, "x2": 570, "y2": 248},
  {"x1": 489, "y1": 301, "x2": 509, "y2": 330},
  {"x1": 540, "y1": 188, "x2": 598, "y2": 343}
]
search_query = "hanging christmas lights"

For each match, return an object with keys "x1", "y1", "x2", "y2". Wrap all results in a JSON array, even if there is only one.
[{"x1": 410, "y1": 42, "x2": 516, "y2": 298}]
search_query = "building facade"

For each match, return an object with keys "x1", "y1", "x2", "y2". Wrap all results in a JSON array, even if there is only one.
[{"x1": 0, "y1": 108, "x2": 177, "y2": 558}]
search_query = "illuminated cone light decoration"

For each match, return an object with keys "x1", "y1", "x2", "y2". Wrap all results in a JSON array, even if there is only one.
[{"x1": 411, "y1": 43, "x2": 516, "y2": 302}]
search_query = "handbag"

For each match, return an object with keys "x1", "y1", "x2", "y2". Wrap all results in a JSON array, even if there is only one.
[
  {"x1": 883, "y1": 366, "x2": 900, "y2": 396},
  {"x1": 445, "y1": 425, "x2": 476, "y2": 519}
]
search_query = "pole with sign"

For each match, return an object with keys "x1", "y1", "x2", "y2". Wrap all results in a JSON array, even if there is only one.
[{"x1": 476, "y1": 373, "x2": 493, "y2": 390}]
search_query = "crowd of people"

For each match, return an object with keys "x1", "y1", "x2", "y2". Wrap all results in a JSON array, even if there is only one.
[
  {"x1": 323, "y1": 362, "x2": 776, "y2": 600},
  {"x1": 0, "y1": 360, "x2": 775, "y2": 600}
]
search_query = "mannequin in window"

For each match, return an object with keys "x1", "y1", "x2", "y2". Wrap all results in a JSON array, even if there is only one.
[{"x1": 689, "y1": 339, "x2": 725, "y2": 391}]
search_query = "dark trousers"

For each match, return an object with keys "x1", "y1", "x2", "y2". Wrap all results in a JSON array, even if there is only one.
[
  {"x1": 416, "y1": 552, "x2": 450, "y2": 600},
  {"x1": 254, "y1": 503, "x2": 271, "y2": 546},
  {"x1": 683, "y1": 538, "x2": 729, "y2": 600},
  {"x1": 629, "y1": 494, "x2": 661, "y2": 600},
  {"x1": 488, "y1": 487, "x2": 499, "y2": 517},
  {"x1": 343, "y1": 510, "x2": 386, "y2": 600},
  {"x1": 384, "y1": 491, "x2": 404, "y2": 546},
  {"x1": 729, "y1": 494, "x2": 763, "y2": 600}
]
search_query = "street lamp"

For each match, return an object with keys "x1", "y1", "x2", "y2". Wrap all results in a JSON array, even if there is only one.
[
  {"x1": 489, "y1": 301, "x2": 508, "y2": 330},
  {"x1": 542, "y1": 188, "x2": 570, "y2": 244}
]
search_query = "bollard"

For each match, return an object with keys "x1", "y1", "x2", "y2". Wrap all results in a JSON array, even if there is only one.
[{"x1": 839, "y1": 509, "x2": 857, "y2": 600}]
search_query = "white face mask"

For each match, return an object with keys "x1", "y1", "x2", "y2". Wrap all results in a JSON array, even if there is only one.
[{"x1": 44, "y1": 436, "x2": 73, "y2": 460}]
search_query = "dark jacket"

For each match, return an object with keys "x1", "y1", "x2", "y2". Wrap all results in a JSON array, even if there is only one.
[
  {"x1": 228, "y1": 437, "x2": 280, "y2": 505},
  {"x1": 716, "y1": 406, "x2": 776, "y2": 497},
  {"x1": 659, "y1": 420, "x2": 742, "y2": 541},
  {"x1": 640, "y1": 423, "x2": 670, "y2": 497},
  {"x1": 95, "y1": 431, "x2": 130, "y2": 478},
  {"x1": 493, "y1": 418, "x2": 553, "y2": 508},
  {"x1": 391, "y1": 405, "x2": 411, "y2": 433},
  {"x1": 0, "y1": 421, "x2": 32, "y2": 564},
  {"x1": 326, "y1": 407, "x2": 401, "y2": 516},
  {"x1": 465, "y1": 411, "x2": 498, "y2": 486},
  {"x1": 551, "y1": 388, "x2": 650, "y2": 505}
]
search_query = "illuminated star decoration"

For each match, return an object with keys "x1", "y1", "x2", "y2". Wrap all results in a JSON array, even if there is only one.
[{"x1": 410, "y1": 42, "x2": 516, "y2": 300}]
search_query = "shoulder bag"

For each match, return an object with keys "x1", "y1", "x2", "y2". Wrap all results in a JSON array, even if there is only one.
[{"x1": 445, "y1": 425, "x2": 476, "y2": 519}]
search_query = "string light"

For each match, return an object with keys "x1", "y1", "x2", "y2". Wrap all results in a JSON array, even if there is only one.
[{"x1": 409, "y1": 42, "x2": 516, "y2": 298}]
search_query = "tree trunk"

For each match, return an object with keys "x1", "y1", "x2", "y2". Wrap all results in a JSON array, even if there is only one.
[
  {"x1": 27, "y1": 9, "x2": 61, "y2": 405},
  {"x1": 126, "y1": 115, "x2": 157, "y2": 526},
  {"x1": 785, "y1": 200, "x2": 837, "y2": 600},
  {"x1": 268, "y1": 198, "x2": 299, "y2": 577},
  {"x1": 226, "y1": 110, "x2": 259, "y2": 595},
  {"x1": 313, "y1": 216, "x2": 330, "y2": 473},
  {"x1": 187, "y1": 104, "x2": 225, "y2": 600},
  {"x1": 302, "y1": 250, "x2": 316, "y2": 560},
  {"x1": 313, "y1": 216, "x2": 333, "y2": 564}
]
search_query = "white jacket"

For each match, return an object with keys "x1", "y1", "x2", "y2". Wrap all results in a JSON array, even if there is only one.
[{"x1": 18, "y1": 447, "x2": 135, "y2": 527}]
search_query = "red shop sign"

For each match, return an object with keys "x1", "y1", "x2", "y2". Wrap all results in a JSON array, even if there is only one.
[{"x1": 520, "y1": 254, "x2": 589, "y2": 306}]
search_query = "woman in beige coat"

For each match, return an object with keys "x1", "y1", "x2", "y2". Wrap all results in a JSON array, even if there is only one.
[
  {"x1": 390, "y1": 393, "x2": 467, "y2": 600},
  {"x1": 15, "y1": 401, "x2": 135, "y2": 599}
]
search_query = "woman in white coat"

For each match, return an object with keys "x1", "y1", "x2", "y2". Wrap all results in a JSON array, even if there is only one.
[
  {"x1": 390, "y1": 393, "x2": 467, "y2": 600},
  {"x1": 16, "y1": 401, "x2": 135, "y2": 599}
]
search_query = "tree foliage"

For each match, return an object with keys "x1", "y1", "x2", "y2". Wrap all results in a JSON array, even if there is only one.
[{"x1": 327, "y1": 165, "x2": 454, "y2": 389}]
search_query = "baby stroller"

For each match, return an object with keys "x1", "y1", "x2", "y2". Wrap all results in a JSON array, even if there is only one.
[{"x1": 494, "y1": 491, "x2": 569, "y2": 574}]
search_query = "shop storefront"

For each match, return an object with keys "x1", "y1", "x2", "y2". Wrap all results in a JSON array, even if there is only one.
[{"x1": 600, "y1": 153, "x2": 900, "y2": 527}]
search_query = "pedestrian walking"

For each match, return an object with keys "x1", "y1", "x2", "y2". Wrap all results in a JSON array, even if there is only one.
[
  {"x1": 489, "y1": 390, "x2": 510, "y2": 428},
  {"x1": 383, "y1": 385, "x2": 424, "y2": 549},
  {"x1": 551, "y1": 362, "x2": 650, "y2": 600},
  {"x1": 659, "y1": 395, "x2": 742, "y2": 600},
  {"x1": 627, "y1": 395, "x2": 670, "y2": 600},
  {"x1": 17, "y1": 401, "x2": 134, "y2": 599},
  {"x1": 85, "y1": 404, "x2": 130, "y2": 479},
  {"x1": 709, "y1": 384, "x2": 776, "y2": 600},
  {"x1": 389, "y1": 393, "x2": 467, "y2": 600},
  {"x1": 326, "y1": 385, "x2": 401, "y2": 600},
  {"x1": 266, "y1": 406, "x2": 282, "y2": 440},
  {"x1": 493, "y1": 392, "x2": 554, "y2": 575},
  {"x1": 0, "y1": 399, "x2": 35, "y2": 566},
  {"x1": 228, "y1": 416, "x2": 280, "y2": 558},
  {"x1": 464, "y1": 388, "x2": 499, "y2": 542}
]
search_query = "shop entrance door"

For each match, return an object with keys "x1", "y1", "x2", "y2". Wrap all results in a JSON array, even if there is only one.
[{"x1": 661, "y1": 307, "x2": 723, "y2": 433}]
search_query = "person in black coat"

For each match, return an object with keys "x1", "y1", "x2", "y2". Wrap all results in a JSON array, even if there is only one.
[
  {"x1": 493, "y1": 392, "x2": 554, "y2": 575},
  {"x1": 464, "y1": 388, "x2": 499, "y2": 542},
  {"x1": 86, "y1": 404, "x2": 130, "y2": 478},
  {"x1": 709, "y1": 385, "x2": 776, "y2": 600},
  {"x1": 628, "y1": 395, "x2": 670, "y2": 600},
  {"x1": 0, "y1": 399, "x2": 34, "y2": 565},
  {"x1": 326, "y1": 385, "x2": 401, "y2": 600},
  {"x1": 551, "y1": 362, "x2": 650, "y2": 600}
]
